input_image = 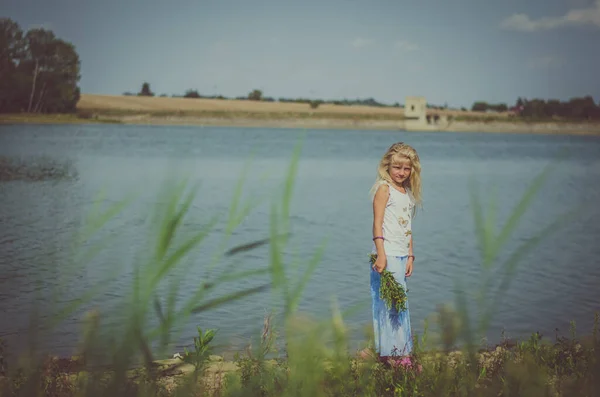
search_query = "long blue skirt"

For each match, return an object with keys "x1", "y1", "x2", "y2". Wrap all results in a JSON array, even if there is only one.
[{"x1": 370, "y1": 255, "x2": 413, "y2": 357}]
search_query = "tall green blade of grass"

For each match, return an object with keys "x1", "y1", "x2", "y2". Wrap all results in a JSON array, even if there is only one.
[
  {"x1": 456, "y1": 155, "x2": 588, "y2": 378},
  {"x1": 6, "y1": 144, "x2": 313, "y2": 396},
  {"x1": 11, "y1": 187, "x2": 137, "y2": 389},
  {"x1": 479, "y1": 204, "x2": 586, "y2": 335},
  {"x1": 466, "y1": 162, "x2": 554, "y2": 339},
  {"x1": 44, "y1": 189, "x2": 138, "y2": 330},
  {"x1": 266, "y1": 139, "x2": 324, "y2": 322}
]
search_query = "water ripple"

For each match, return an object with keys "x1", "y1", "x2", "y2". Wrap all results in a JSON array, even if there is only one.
[{"x1": 0, "y1": 124, "x2": 599, "y2": 359}]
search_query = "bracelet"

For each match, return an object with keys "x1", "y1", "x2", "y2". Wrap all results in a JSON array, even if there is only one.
[
  {"x1": 372, "y1": 236, "x2": 385, "y2": 241},
  {"x1": 408, "y1": 255, "x2": 415, "y2": 260}
]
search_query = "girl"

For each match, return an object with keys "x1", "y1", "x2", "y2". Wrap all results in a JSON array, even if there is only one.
[{"x1": 369, "y1": 142, "x2": 422, "y2": 361}]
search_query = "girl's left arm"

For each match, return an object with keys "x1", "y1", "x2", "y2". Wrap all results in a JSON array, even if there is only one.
[{"x1": 406, "y1": 236, "x2": 414, "y2": 277}]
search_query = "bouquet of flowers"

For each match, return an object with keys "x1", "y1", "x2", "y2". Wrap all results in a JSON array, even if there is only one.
[{"x1": 369, "y1": 253, "x2": 408, "y2": 312}]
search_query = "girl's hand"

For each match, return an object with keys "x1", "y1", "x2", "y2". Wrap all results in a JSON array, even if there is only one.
[
  {"x1": 405, "y1": 258, "x2": 414, "y2": 277},
  {"x1": 373, "y1": 256, "x2": 387, "y2": 273}
]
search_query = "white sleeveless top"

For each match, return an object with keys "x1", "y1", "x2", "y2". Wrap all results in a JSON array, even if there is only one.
[{"x1": 372, "y1": 181, "x2": 415, "y2": 257}]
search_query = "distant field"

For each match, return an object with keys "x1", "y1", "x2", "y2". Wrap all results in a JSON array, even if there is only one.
[
  {"x1": 4, "y1": 95, "x2": 598, "y2": 135},
  {"x1": 77, "y1": 94, "x2": 510, "y2": 119}
]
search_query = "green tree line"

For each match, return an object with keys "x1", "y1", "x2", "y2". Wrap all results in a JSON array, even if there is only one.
[
  {"x1": 0, "y1": 18, "x2": 81, "y2": 113},
  {"x1": 129, "y1": 83, "x2": 403, "y2": 109},
  {"x1": 471, "y1": 102, "x2": 508, "y2": 113},
  {"x1": 137, "y1": 82, "x2": 600, "y2": 121},
  {"x1": 517, "y1": 96, "x2": 600, "y2": 120},
  {"x1": 471, "y1": 97, "x2": 600, "y2": 120}
]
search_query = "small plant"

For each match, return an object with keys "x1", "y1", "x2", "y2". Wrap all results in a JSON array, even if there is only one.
[
  {"x1": 179, "y1": 327, "x2": 217, "y2": 372},
  {"x1": 40, "y1": 356, "x2": 76, "y2": 397},
  {"x1": 232, "y1": 312, "x2": 282, "y2": 395},
  {"x1": 369, "y1": 253, "x2": 408, "y2": 312}
]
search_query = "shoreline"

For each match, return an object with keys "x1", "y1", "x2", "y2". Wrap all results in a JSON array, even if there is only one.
[
  {"x1": 1, "y1": 331, "x2": 596, "y2": 396},
  {"x1": 2, "y1": 113, "x2": 600, "y2": 136}
]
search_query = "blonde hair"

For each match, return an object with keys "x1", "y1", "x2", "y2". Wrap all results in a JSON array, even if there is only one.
[{"x1": 370, "y1": 142, "x2": 423, "y2": 214}]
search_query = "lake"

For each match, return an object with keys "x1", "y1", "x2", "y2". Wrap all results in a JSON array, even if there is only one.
[{"x1": 1, "y1": 123, "x2": 599, "y2": 361}]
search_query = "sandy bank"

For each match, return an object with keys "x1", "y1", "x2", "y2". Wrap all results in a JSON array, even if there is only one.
[
  {"x1": 445, "y1": 120, "x2": 600, "y2": 136},
  {"x1": 2, "y1": 113, "x2": 600, "y2": 136},
  {"x1": 113, "y1": 115, "x2": 600, "y2": 136},
  {"x1": 117, "y1": 114, "x2": 406, "y2": 130}
]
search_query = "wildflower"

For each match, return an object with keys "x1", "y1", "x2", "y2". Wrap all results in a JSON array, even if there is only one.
[
  {"x1": 369, "y1": 253, "x2": 408, "y2": 312},
  {"x1": 400, "y1": 356, "x2": 412, "y2": 368}
]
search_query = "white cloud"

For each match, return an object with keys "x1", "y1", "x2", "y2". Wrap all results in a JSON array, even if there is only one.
[
  {"x1": 350, "y1": 38, "x2": 372, "y2": 48},
  {"x1": 500, "y1": 0, "x2": 600, "y2": 31},
  {"x1": 394, "y1": 40, "x2": 419, "y2": 51},
  {"x1": 527, "y1": 55, "x2": 565, "y2": 69}
]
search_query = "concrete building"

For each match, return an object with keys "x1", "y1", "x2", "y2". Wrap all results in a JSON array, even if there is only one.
[
  {"x1": 404, "y1": 96, "x2": 427, "y2": 121},
  {"x1": 404, "y1": 96, "x2": 451, "y2": 131}
]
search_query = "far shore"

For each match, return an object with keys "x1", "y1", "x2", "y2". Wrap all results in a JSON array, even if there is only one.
[
  {"x1": 2, "y1": 112, "x2": 600, "y2": 136},
  {"x1": 1, "y1": 93, "x2": 600, "y2": 136}
]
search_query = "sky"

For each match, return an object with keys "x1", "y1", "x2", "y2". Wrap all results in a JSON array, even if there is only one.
[{"x1": 2, "y1": 0, "x2": 600, "y2": 108}]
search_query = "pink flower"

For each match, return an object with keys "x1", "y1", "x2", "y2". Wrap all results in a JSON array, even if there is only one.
[
  {"x1": 400, "y1": 356, "x2": 412, "y2": 368},
  {"x1": 387, "y1": 356, "x2": 422, "y2": 373}
]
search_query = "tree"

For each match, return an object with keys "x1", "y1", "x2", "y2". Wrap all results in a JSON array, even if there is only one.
[
  {"x1": 0, "y1": 18, "x2": 24, "y2": 77},
  {"x1": 545, "y1": 99, "x2": 561, "y2": 118},
  {"x1": 248, "y1": 89, "x2": 262, "y2": 101},
  {"x1": 516, "y1": 96, "x2": 600, "y2": 120},
  {"x1": 0, "y1": 18, "x2": 25, "y2": 111},
  {"x1": 138, "y1": 82, "x2": 154, "y2": 97},
  {"x1": 23, "y1": 30, "x2": 81, "y2": 112},
  {"x1": 493, "y1": 103, "x2": 508, "y2": 112},
  {"x1": 0, "y1": 18, "x2": 81, "y2": 113},
  {"x1": 24, "y1": 28, "x2": 56, "y2": 111},
  {"x1": 471, "y1": 101, "x2": 488, "y2": 112},
  {"x1": 516, "y1": 97, "x2": 524, "y2": 108},
  {"x1": 184, "y1": 89, "x2": 201, "y2": 98}
]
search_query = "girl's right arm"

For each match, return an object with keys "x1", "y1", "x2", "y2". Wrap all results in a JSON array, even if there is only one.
[{"x1": 372, "y1": 183, "x2": 388, "y2": 273}]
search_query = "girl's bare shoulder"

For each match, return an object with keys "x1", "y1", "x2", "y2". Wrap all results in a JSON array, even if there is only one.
[{"x1": 374, "y1": 182, "x2": 390, "y2": 200}]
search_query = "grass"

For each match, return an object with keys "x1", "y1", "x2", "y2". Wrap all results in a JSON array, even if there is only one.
[
  {"x1": 77, "y1": 94, "x2": 410, "y2": 116},
  {"x1": 77, "y1": 94, "x2": 516, "y2": 121},
  {"x1": 0, "y1": 141, "x2": 598, "y2": 396},
  {"x1": 76, "y1": 107, "x2": 408, "y2": 121}
]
